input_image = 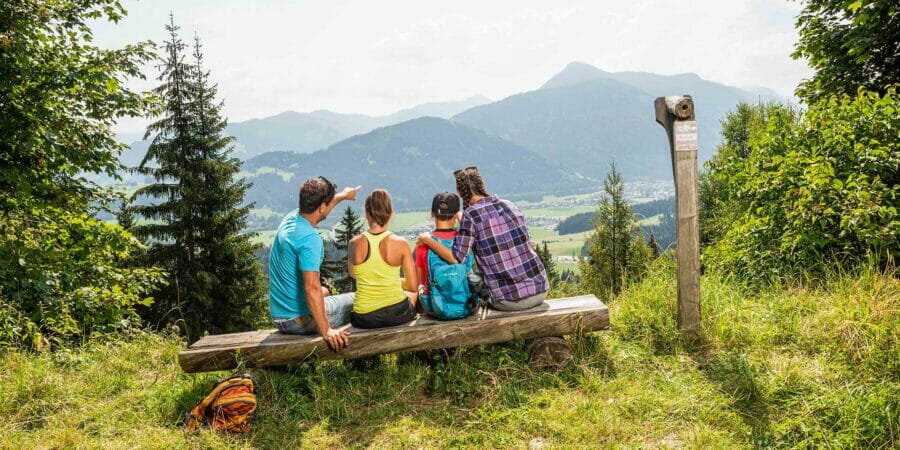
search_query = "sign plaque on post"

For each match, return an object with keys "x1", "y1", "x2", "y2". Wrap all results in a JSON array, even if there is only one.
[
  {"x1": 674, "y1": 121, "x2": 698, "y2": 152},
  {"x1": 654, "y1": 96, "x2": 701, "y2": 340}
]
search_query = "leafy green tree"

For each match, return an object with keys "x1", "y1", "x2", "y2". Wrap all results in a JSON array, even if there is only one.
[
  {"x1": 127, "y1": 18, "x2": 264, "y2": 339},
  {"x1": 580, "y1": 163, "x2": 650, "y2": 299},
  {"x1": 332, "y1": 206, "x2": 363, "y2": 292},
  {"x1": 705, "y1": 88, "x2": 899, "y2": 281},
  {"x1": 699, "y1": 102, "x2": 795, "y2": 247},
  {"x1": 793, "y1": 0, "x2": 900, "y2": 102},
  {"x1": 0, "y1": 0, "x2": 162, "y2": 349},
  {"x1": 0, "y1": 0, "x2": 153, "y2": 208}
]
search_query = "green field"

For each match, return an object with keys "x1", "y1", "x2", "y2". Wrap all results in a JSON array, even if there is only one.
[
  {"x1": 545, "y1": 234, "x2": 589, "y2": 259},
  {"x1": 250, "y1": 229, "x2": 277, "y2": 246},
  {"x1": 637, "y1": 213, "x2": 662, "y2": 226},
  {"x1": 388, "y1": 210, "x2": 433, "y2": 231},
  {"x1": 517, "y1": 191, "x2": 597, "y2": 207},
  {"x1": 249, "y1": 207, "x2": 283, "y2": 219},
  {"x1": 529, "y1": 226, "x2": 589, "y2": 258},
  {"x1": 555, "y1": 261, "x2": 580, "y2": 275},
  {"x1": 521, "y1": 205, "x2": 595, "y2": 219},
  {"x1": 249, "y1": 193, "x2": 599, "y2": 255},
  {"x1": 250, "y1": 229, "x2": 331, "y2": 247},
  {"x1": 238, "y1": 166, "x2": 294, "y2": 183}
]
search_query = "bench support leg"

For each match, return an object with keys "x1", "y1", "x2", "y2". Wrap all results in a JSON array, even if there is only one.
[{"x1": 529, "y1": 337, "x2": 573, "y2": 371}]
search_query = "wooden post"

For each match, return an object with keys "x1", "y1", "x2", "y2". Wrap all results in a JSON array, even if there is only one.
[{"x1": 654, "y1": 96, "x2": 701, "y2": 340}]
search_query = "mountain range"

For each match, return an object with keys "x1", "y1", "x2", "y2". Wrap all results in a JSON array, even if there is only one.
[
  {"x1": 241, "y1": 117, "x2": 591, "y2": 212},
  {"x1": 117, "y1": 61, "x2": 790, "y2": 214},
  {"x1": 118, "y1": 95, "x2": 490, "y2": 167},
  {"x1": 453, "y1": 61, "x2": 786, "y2": 178}
]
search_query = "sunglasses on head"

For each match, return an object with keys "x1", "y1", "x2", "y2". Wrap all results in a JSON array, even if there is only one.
[{"x1": 454, "y1": 166, "x2": 478, "y2": 176}]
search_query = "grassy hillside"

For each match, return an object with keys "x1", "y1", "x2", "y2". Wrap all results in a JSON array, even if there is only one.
[{"x1": 4, "y1": 260, "x2": 896, "y2": 448}]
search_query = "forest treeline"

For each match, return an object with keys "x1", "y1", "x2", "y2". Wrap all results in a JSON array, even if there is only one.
[
  {"x1": 557, "y1": 196, "x2": 676, "y2": 254},
  {"x1": 557, "y1": 197, "x2": 674, "y2": 236},
  {"x1": 1, "y1": 0, "x2": 897, "y2": 350}
]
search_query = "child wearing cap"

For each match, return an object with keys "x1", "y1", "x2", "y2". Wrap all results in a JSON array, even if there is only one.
[{"x1": 414, "y1": 192, "x2": 461, "y2": 298}]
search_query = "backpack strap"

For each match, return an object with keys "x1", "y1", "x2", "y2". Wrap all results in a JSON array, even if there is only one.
[{"x1": 427, "y1": 234, "x2": 455, "y2": 285}]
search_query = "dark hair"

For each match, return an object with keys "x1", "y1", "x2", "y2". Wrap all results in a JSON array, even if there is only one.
[
  {"x1": 299, "y1": 177, "x2": 336, "y2": 214},
  {"x1": 455, "y1": 168, "x2": 488, "y2": 206},
  {"x1": 435, "y1": 212, "x2": 455, "y2": 221},
  {"x1": 365, "y1": 189, "x2": 393, "y2": 227}
]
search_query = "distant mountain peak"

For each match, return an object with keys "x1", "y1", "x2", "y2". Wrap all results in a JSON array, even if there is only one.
[
  {"x1": 542, "y1": 62, "x2": 711, "y2": 91},
  {"x1": 740, "y1": 85, "x2": 787, "y2": 99},
  {"x1": 541, "y1": 61, "x2": 609, "y2": 90},
  {"x1": 465, "y1": 94, "x2": 492, "y2": 103},
  {"x1": 565, "y1": 61, "x2": 605, "y2": 71},
  {"x1": 670, "y1": 72, "x2": 702, "y2": 80}
]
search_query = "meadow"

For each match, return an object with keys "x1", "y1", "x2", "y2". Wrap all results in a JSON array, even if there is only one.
[
  {"x1": 248, "y1": 197, "x2": 602, "y2": 260},
  {"x1": 4, "y1": 259, "x2": 896, "y2": 448}
]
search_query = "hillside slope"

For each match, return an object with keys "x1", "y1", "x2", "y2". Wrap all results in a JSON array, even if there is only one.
[
  {"x1": 121, "y1": 96, "x2": 492, "y2": 164},
  {"x1": 242, "y1": 117, "x2": 590, "y2": 212},
  {"x1": 453, "y1": 78, "x2": 669, "y2": 178},
  {"x1": 454, "y1": 62, "x2": 789, "y2": 179},
  {"x1": 4, "y1": 262, "x2": 896, "y2": 448}
]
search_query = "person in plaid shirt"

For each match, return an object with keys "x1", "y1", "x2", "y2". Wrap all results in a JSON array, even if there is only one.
[{"x1": 417, "y1": 167, "x2": 549, "y2": 311}]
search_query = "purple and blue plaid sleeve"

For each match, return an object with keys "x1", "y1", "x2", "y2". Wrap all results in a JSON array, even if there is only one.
[{"x1": 460, "y1": 196, "x2": 548, "y2": 301}]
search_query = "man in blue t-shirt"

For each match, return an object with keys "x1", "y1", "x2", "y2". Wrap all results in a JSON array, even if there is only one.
[{"x1": 269, "y1": 176, "x2": 361, "y2": 351}]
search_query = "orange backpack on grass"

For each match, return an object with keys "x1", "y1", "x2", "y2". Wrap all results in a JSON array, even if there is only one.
[{"x1": 185, "y1": 374, "x2": 257, "y2": 433}]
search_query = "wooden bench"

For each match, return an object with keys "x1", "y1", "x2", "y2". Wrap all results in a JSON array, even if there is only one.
[{"x1": 178, "y1": 295, "x2": 609, "y2": 373}]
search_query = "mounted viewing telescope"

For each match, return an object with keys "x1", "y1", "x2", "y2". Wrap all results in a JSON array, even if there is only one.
[{"x1": 654, "y1": 96, "x2": 701, "y2": 340}]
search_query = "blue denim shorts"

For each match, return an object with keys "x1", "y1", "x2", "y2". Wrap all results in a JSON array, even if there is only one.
[{"x1": 274, "y1": 292, "x2": 355, "y2": 335}]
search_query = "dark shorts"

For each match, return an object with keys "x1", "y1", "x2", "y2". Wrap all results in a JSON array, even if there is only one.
[{"x1": 351, "y1": 297, "x2": 418, "y2": 329}]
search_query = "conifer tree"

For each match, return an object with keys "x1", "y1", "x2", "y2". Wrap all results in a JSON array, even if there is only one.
[
  {"x1": 647, "y1": 232, "x2": 661, "y2": 258},
  {"x1": 127, "y1": 17, "x2": 264, "y2": 339},
  {"x1": 334, "y1": 206, "x2": 364, "y2": 252},
  {"x1": 533, "y1": 241, "x2": 559, "y2": 287},
  {"x1": 319, "y1": 244, "x2": 343, "y2": 288},
  {"x1": 580, "y1": 163, "x2": 650, "y2": 298},
  {"x1": 333, "y1": 206, "x2": 364, "y2": 292}
]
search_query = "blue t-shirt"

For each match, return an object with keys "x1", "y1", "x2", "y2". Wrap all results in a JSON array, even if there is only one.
[{"x1": 268, "y1": 210, "x2": 324, "y2": 320}]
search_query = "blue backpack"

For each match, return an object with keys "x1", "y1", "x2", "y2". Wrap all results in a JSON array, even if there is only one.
[{"x1": 420, "y1": 236, "x2": 475, "y2": 320}]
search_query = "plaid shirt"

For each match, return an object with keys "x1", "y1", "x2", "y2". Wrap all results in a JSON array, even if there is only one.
[{"x1": 453, "y1": 195, "x2": 548, "y2": 301}]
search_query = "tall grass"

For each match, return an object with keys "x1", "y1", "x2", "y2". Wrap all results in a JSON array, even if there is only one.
[
  {"x1": 2, "y1": 259, "x2": 897, "y2": 448},
  {"x1": 613, "y1": 258, "x2": 899, "y2": 447}
]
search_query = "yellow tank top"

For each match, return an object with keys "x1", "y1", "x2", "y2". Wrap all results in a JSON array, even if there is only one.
[{"x1": 353, "y1": 231, "x2": 407, "y2": 314}]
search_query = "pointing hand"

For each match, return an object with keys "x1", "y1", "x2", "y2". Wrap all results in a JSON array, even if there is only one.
[{"x1": 341, "y1": 185, "x2": 362, "y2": 201}]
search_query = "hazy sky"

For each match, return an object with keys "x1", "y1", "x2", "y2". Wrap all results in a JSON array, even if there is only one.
[{"x1": 92, "y1": 0, "x2": 813, "y2": 134}]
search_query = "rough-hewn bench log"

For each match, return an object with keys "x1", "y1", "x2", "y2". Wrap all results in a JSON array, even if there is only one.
[{"x1": 179, "y1": 295, "x2": 609, "y2": 373}]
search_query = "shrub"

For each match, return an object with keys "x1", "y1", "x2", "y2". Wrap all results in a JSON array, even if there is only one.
[
  {"x1": 0, "y1": 208, "x2": 163, "y2": 349},
  {"x1": 704, "y1": 88, "x2": 899, "y2": 282}
]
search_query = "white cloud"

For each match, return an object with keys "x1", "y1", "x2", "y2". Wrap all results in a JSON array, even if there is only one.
[{"x1": 91, "y1": 0, "x2": 812, "y2": 134}]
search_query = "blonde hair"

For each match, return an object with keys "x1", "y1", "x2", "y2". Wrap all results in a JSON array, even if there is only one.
[{"x1": 365, "y1": 189, "x2": 393, "y2": 227}]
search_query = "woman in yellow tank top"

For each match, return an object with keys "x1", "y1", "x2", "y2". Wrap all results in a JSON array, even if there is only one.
[{"x1": 348, "y1": 189, "x2": 419, "y2": 328}]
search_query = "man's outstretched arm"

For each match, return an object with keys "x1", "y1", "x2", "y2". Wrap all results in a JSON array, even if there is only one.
[{"x1": 330, "y1": 185, "x2": 363, "y2": 207}]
